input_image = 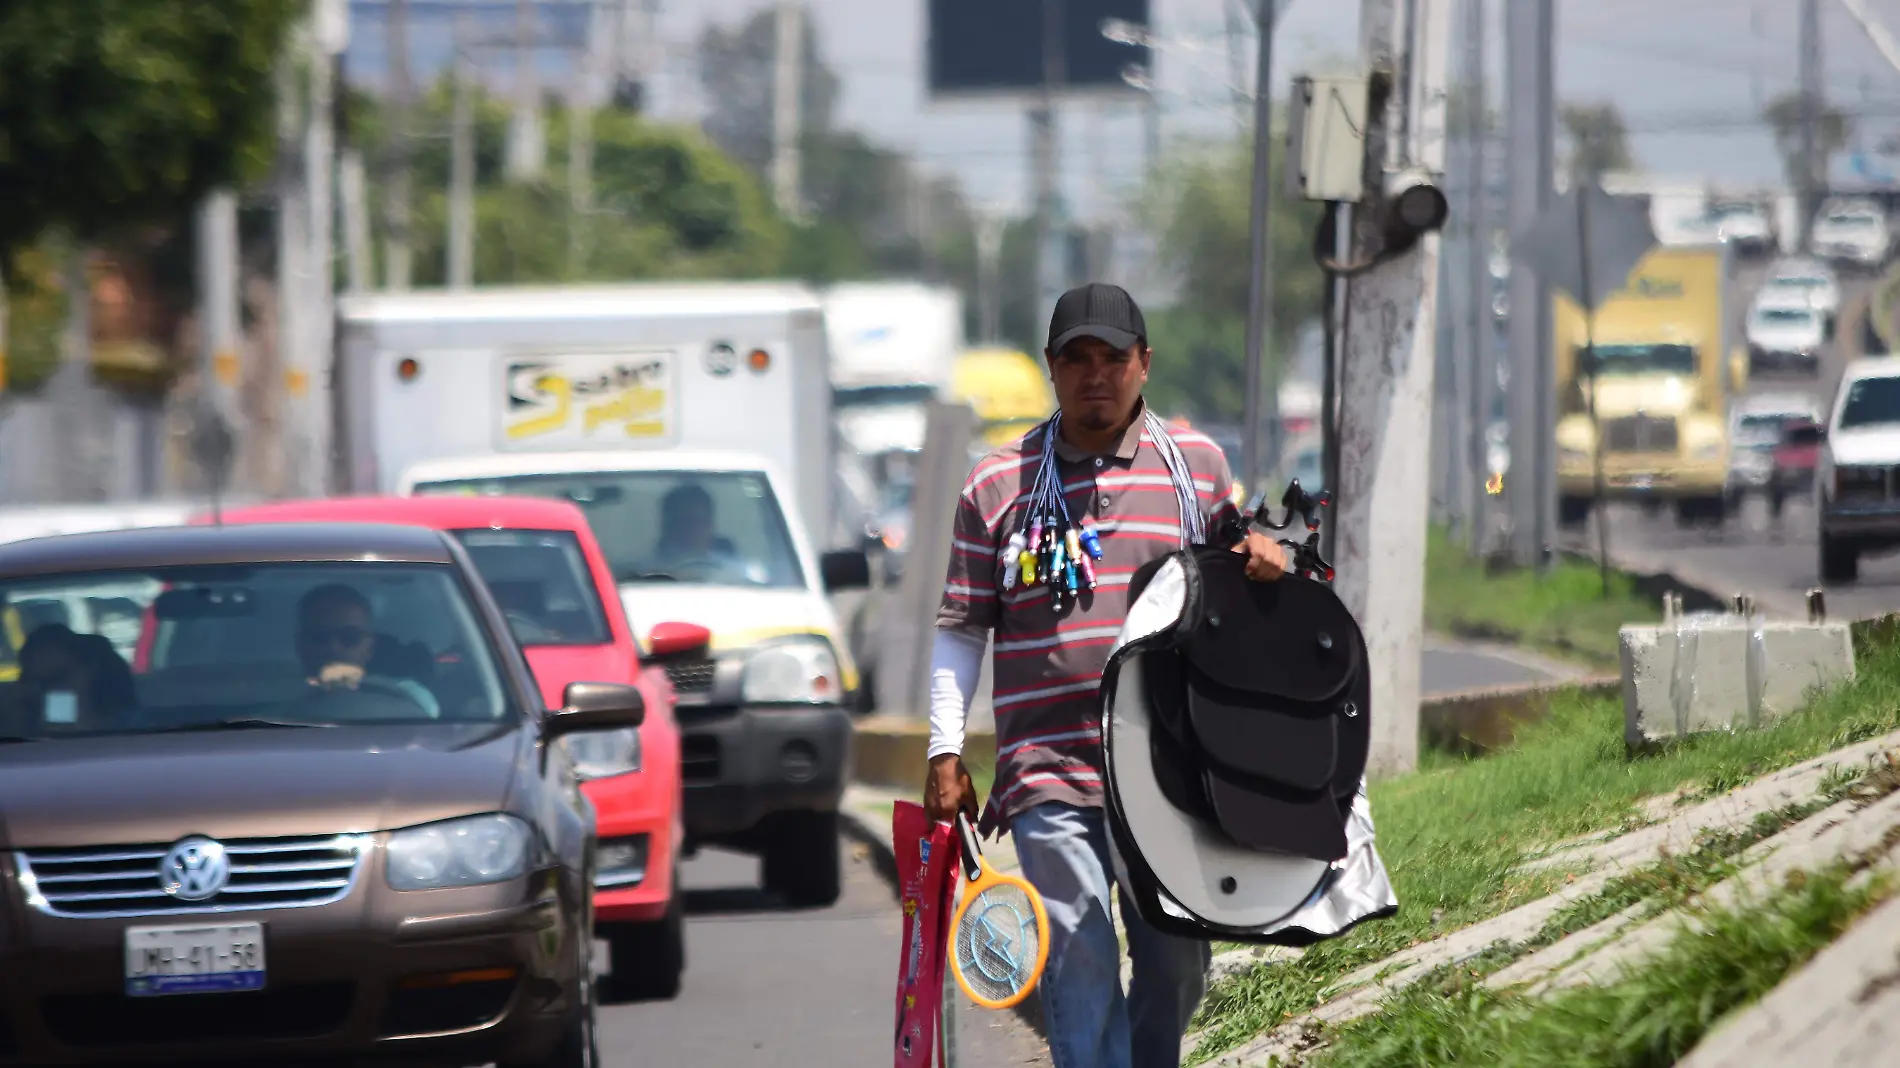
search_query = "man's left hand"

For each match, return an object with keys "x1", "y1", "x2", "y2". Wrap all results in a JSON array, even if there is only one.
[{"x1": 1233, "y1": 530, "x2": 1291, "y2": 581}]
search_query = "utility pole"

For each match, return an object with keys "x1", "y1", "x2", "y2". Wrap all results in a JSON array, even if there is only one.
[
  {"x1": 277, "y1": 24, "x2": 312, "y2": 499},
  {"x1": 1504, "y1": 0, "x2": 1553, "y2": 567},
  {"x1": 507, "y1": 0, "x2": 546, "y2": 181},
  {"x1": 1032, "y1": 0, "x2": 1067, "y2": 315},
  {"x1": 1462, "y1": 0, "x2": 1492, "y2": 555},
  {"x1": 383, "y1": 0, "x2": 414, "y2": 290},
  {"x1": 1798, "y1": 0, "x2": 1822, "y2": 251},
  {"x1": 1240, "y1": 0, "x2": 1279, "y2": 502},
  {"x1": 1225, "y1": 0, "x2": 1251, "y2": 130},
  {"x1": 568, "y1": 75, "x2": 596, "y2": 275},
  {"x1": 340, "y1": 151, "x2": 372, "y2": 294},
  {"x1": 1332, "y1": 0, "x2": 1450, "y2": 779},
  {"x1": 771, "y1": 1, "x2": 804, "y2": 219},
  {"x1": 976, "y1": 210, "x2": 1006, "y2": 342},
  {"x1": 449, "y1": 13, "x2": 476, "y2": 288},
  {"x1": 303, "y1": 0, "x2": 344, "y2": 499},
  {"x1": 196, "y1": 190, "x2": 243, "y2": 508}
]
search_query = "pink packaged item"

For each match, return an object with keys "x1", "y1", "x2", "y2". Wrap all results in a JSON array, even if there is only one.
[{"x1": 892, "y1": 801, "x2": 958, "y2": 1067}]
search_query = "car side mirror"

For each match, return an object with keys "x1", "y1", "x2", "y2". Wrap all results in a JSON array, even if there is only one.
[
  {"x1": 821, "y1": 549, "x2": 872, "y2": 591},
  {"x1": 646, "y1": 620, "x2": 712, "y2": 661},
  {"x1": 545, "y1": 681, "x2": 644, "y2": 738}
]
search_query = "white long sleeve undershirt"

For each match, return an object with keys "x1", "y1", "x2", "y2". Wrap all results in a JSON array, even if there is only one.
[{"x1": 926, "y1": 625, "x2": 987, "y2": 761}]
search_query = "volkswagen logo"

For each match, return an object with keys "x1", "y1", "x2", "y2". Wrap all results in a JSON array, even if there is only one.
[{"x1": 158, "y1": 837, "x2": 232, "y2": 902}]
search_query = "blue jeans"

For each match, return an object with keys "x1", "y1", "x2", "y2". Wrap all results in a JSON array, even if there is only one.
[{"x1": 1012, "y1": 802, "x2": 1212, "y2": 1068}]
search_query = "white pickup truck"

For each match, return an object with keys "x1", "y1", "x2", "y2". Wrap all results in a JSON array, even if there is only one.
[{"x1": 1818, "y1": 356, "x2": 1900, "y2": 583}]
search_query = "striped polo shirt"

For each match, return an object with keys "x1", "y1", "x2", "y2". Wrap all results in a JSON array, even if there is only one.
[{"x1": 936, "y1": 400, "x2": 1242, "y2": 831}]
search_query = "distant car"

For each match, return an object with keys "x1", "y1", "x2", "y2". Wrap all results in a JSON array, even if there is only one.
[
  {"x1": 0, "y1": 521, "x2": 641, "y2": 1066},
  {"x1": 1744, "y1": 296, "x2": 1826, "y2": 375},
  {"x1": 209, "y1": 494, "x2": 694, "y2": 1001},
  {"x1": 1760, "y1": 257, "x2": 1843, "y2": 328},
  {"x1": 1727, "y1": 392, "x2": 1824, "y2": 503},
  {"x1": 1709, "y1": 200, "x2": 1776, "y2": 257},
  {"x1": 1812, "y1": 199, "x2": 1891, "y2": 273},
  {"x1": 1771, "y1": 416, "x2": 1826, "y2": 516},
  {"x1": 1818, "y1": 356, "x2": 1900, "y2": 583}
]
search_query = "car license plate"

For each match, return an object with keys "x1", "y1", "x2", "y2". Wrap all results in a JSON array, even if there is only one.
[{"x1": 124, "y1": 923, "x2": 265, "y2": 996}]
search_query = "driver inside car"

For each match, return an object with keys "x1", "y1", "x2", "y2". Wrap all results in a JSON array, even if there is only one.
[
  {"x1": 295, "y1": 583, "x2": 441, "y2": 718},
  {"x1": 649, "y1": 482, "x2": 757, "y2": 583}
]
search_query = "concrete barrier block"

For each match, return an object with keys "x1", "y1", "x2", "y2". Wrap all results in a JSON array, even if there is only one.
[{"x1": 1622, "y1": 614, "x2": 1856, "y2": 745}]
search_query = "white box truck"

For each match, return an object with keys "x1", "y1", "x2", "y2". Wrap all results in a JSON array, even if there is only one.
[{"x1": 334, "y1": 282, "x2": 872, "y2": 905}]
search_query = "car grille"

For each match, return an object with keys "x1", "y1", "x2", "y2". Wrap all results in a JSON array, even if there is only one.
[
  {"x1": 15, "y1": 833, "x2": 369, "y2": 918},
  {"x1": 662, "y1": 657, "x2": 718, "y2": 695},
  {"x1": 1602, "y1": 414, "x2": 1679, "y2": 454},
  {"x1": 1834, "y1": 464, "x2": 1897, "y2": 502}
]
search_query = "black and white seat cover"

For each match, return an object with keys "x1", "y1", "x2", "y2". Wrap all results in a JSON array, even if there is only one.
[{"x1": 1100, "y1": 546, "x2": 1398, "y2": 946}]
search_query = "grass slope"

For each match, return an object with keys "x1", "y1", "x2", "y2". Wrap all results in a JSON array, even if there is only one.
[
  {"x1": 1423, "y1": 527, "x2": 1660, "y2": 669},
  {"x1": 1188, "y1": 626, "x2": 1900, "y2": 1061}
]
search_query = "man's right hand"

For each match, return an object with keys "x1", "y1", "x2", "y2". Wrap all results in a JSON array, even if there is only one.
[{"x1": 924, "y1": 753, "x2": 979, "y2": 825}]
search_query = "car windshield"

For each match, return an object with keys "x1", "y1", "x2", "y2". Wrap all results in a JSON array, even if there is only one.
[
  {"x1": 1823, "y1": 213, "x2": 1879, "y2": 230},
  {"x1": 1771, "y1": 274, "x2": 1828, "y2": 290},
  {"x1": 415, "y1": 471, "x2": 806, "y2": 588},
  {"x1": 0, "y1": 562, "x2": 516, "y2": 740},
  {"x1": 450, "y1": 528, "x2": 611, "y2": 646},
  {"x1": 1735, "y1": 413, "x2": 1792, "y2": 447},
  {"x1": 1578, "y1": 343, "x2": 1697, "y2": 376},
  {"x1": 833, "y1": 383, "x2": 939, "y2": 410},
  {"x1": 1839, "y1": 376, "x2": 1900, "y2": 430},
  {"x1": 1753, "y1": 307, "x2": 1814, "y2": 327}
]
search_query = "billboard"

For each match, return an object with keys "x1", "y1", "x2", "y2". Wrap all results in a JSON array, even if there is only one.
[{"x1": 926, "y1": 0, "x2": 1152, "y2": 100}]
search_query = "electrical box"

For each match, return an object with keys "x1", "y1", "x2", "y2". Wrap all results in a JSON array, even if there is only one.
[{"x1": 1286, "y1": 75, "x2": 1371, "y2": 203}]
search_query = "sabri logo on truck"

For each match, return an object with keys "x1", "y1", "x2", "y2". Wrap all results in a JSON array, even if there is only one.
[{"x1": 500, "y1": 352, "x2": 678, "y2": 448}]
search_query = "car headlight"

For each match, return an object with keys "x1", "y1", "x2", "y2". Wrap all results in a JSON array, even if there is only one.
[
  {"x1": 385, "y1": 814, "x2": 532, "y2": 891},
  {"x1": 560, "y1": 726, "x2": 642, "y2": 780},
  {"x1": 741, "y1": 637, "x2": 844, "y2": 704}
]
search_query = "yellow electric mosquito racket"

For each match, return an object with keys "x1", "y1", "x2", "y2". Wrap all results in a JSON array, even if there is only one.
[{"x1": 947, "y1": 812, "x2": 1050, "y2": 1010}]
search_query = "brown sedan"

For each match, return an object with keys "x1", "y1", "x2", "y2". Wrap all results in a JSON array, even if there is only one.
[{"x1": 0, "y1": 521, "x2": 642, "y2": 1066}]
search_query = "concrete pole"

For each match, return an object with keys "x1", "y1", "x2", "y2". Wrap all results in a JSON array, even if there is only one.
[
  {"x1": 1463, "y1": 0, "x2": 1492, "y2": 554},
  {"x1": 507, "y1": 0, "x2": 546, "y2": 182},
  {"x1": 1032, "y1": 0, "x2": 1067, "y2": 314},
  {"x1": 1240, "y1": 0, "x2": 1279, "y2": 503},
  {"x1": 568, "y1": 83, "x2": 595, "y2": 275},
  {"x1": 1798, "y1": 0, "x2": 1822, "y2": 250},
  {"x1": 976, "y1": 210, "x2": 1006, "y2": 343},
  {"x1": 277, "y1": 39, "x2": 310, "y2": 499},
  {"x1": 383, "y1": 0, "x2": 414, "y2": 289},
  {"x1": 196, "y1": 190, "x2": 243, "y2": 507},
  {"x1": 449, "y1": 16, "x2": 476, "y2": 289},
  {"x1": 1504, "y1": 0, "x2": 1553, "y2": 567},
  {"x1": 303, "y1": 7, "x2": 343, "y2": 500},
  {"x1": 771, "y1": 2, "x2": 803, "y2": 219},
  {"x1": 1331, "y1": 0, "x2": 1450, "y2": 779},
  {"x1": 339, "y1": 151, "x2": 372, "y2": 294}
]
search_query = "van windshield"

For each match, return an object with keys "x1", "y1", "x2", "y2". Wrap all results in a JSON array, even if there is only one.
[
  {"x1": 1753, "y1": 307, "x2": 1814, "y2": 327},
  {"x1": 415, "y1": 471, "x2": 807, "y2": 589},
  {"x1": 1578, "y1": 343, "x2": 1697, "y2": 376},
  {"x1": 1839, "y1": 376, "x2": 1900, "y2": 430}
]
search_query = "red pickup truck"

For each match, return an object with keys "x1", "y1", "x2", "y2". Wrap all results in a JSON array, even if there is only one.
[{"x1": 1769, "y1": 417, "x2": 1825, "y2": 516}]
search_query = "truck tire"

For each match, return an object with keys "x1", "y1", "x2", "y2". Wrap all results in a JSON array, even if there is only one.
[
  {"x1": 762, "y1": 811, "x2": 841, "y2": 908},
  {"x1": 1821, "y1": 535, "x2": 1860, "y2": 584},
  {"x1": 1558, "y1": 496, "x2": 1592, "y2": 528},
  {"x1": 604, "y1": 888, "x2": 685, "y2": 1002}
]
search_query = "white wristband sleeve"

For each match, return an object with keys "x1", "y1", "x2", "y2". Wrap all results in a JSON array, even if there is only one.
[{"x1": 927, "y1": 626, "x2": 987, "y2": 761}]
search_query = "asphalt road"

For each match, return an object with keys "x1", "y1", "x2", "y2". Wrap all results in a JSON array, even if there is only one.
[
  {"x1": 1560, "y1": 255, "x2": 1900, "y2": 619},
  {"x1": 595, "y1": 846, "x2": 1050, "y2": 1067}
]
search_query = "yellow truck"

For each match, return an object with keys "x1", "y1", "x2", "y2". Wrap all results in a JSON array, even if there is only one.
[
  {"x1": 951, "y1": 347, "x2": 1056, "y2": 446},
  {"x1": 1553, "y1": 244, "x2": 1749, "y2": 527}
]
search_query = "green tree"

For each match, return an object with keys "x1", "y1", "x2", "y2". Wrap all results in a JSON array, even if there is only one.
[
  {"x1": 1560, "y1": 102, "x2": 1634, "y2": 182},
  {"x1": 355, "y1": 84, "x2": 788, "y2": 286},
  {"x1": 0, "y1": 0, "x2": 305, "y2": 262},
  {"x1": 1763, "y1": 90, "x2": 1852, "y2": 191},
  {"x1": 1137, "y1": 135, "x2": 1325, "y2": 423}
]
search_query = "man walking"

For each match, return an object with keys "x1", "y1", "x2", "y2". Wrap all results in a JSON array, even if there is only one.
[{"x1": 923, "y1": 282, "x2": 1291, "y2": 1068}]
